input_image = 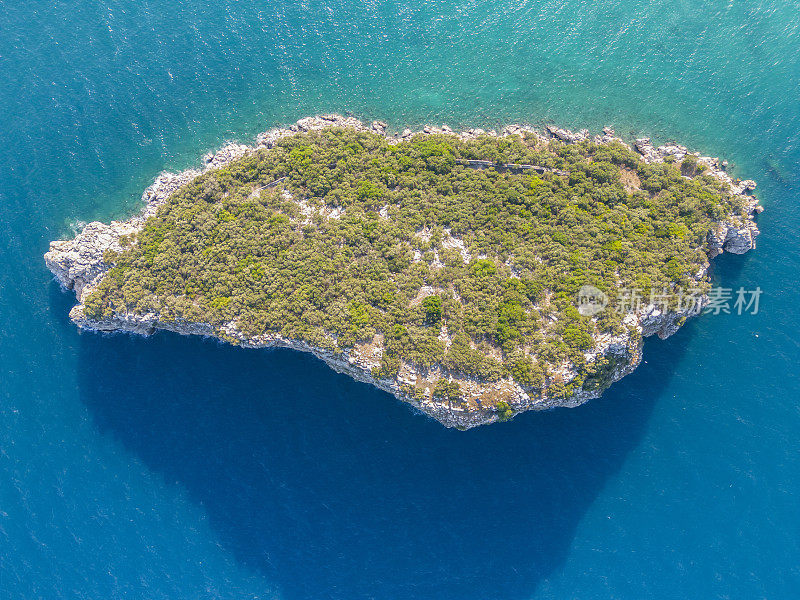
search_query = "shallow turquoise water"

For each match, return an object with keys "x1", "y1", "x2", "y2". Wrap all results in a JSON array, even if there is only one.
[{"x1": 1, "y1": 1, "x2": 798, "y2": 598}]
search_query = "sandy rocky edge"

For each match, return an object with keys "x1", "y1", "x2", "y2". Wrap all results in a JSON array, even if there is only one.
[{"x1": 45, "y1": 115, "x2": 761, "y2": 429}]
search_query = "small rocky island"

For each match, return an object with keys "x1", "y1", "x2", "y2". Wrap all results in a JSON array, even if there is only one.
[{"x1": 46, "y1": 115, "x2": 760, "y2": 428}]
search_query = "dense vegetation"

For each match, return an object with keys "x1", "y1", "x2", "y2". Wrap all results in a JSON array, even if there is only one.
[{"x1": 84, "y1": 128, "x2": 742, "y2": 396}]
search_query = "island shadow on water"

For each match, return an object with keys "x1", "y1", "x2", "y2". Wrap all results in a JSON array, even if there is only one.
[{"x1": 70, "y1": 288, "x2": 692, "y2": 600}]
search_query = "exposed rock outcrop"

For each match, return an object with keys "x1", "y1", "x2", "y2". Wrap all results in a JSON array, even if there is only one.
[
  {"x1": 546, "y1": 125, "x2": 590, "y2": 143},
  {"x1": 633, "y1": 137, "x2": 760, "y2": 257}
]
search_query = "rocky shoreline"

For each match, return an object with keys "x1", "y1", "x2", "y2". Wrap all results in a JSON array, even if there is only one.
[{"x1": 45, "y1": 115, "x2": 761, "y2": 429}]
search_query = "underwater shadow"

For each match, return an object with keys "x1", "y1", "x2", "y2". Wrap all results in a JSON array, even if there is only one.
[
  {"x1": 75, "y1": 307, "x2": 694, "y2": 600},
  {"x1": 707, "y1": 243, "x2": 755, "y2": 284}
]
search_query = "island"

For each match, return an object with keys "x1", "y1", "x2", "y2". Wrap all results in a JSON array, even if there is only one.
[{"x1": 46, "y1": 115, "x2": 761, "y2": 428}]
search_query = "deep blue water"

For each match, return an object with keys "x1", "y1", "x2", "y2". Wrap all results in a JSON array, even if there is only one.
[{"x1": 1, "y1": 1, "x2": 799, "y2": 598}]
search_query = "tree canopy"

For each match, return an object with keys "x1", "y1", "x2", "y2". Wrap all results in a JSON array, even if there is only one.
[{"x1": 83, "y1": 127, "x2": 743, "y2": 401}]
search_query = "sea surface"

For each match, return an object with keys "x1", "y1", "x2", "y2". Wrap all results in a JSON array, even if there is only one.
[{"x1": 1, "y1": 1, "x2": 798, "y2": 598}]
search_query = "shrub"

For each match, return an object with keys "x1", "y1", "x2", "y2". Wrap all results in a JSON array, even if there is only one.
[
  {"x1": 422, "y1": 295, "x2": 443, "y2": 324},
  {"x1": 495, "y1": 400, "x2": 514, "y2": 421}
]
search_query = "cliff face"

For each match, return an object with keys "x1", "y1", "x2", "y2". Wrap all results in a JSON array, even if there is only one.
[{"x1": 45, "y1": 115, "x2": 760, "y2": 429}]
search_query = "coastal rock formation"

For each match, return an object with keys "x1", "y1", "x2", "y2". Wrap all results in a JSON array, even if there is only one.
[
  {"x1": 546, "y1": 125, "x2": 590, "y2": 144},
  {"x1": 45, "y1": 115, "x2": 760, "y2": 429},
  {"x1": 633, "y1": 137, "x2": 760, "y2": 258}
]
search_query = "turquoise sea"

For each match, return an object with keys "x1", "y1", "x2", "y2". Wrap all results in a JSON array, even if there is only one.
[{"x1": 1, "y1": 1, "x2": 798, "y2": 598}]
